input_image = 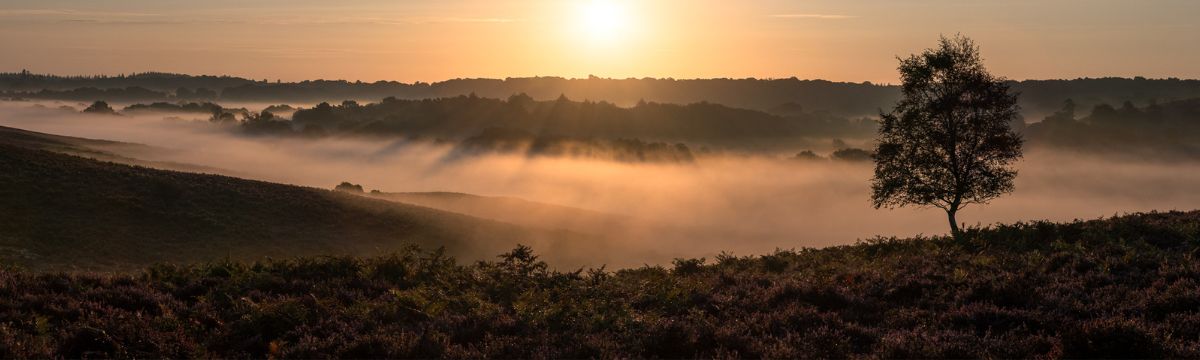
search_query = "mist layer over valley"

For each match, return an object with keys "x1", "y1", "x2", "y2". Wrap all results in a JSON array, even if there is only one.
[{"x1": 4, "y1": 100, "x2": 1198, "y2": 268}]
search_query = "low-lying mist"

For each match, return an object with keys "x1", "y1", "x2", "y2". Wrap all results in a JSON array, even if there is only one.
[{"x1": 4, "y1": 100, "x2": 1200, "y2": 268}]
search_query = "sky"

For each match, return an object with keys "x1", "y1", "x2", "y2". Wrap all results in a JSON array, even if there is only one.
[{"x1": 1, "y1": 0, "x2": 1198, "y2": 83}]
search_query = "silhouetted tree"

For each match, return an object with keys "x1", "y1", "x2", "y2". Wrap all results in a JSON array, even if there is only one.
[
  {"x1": 1041, "y1": 99, "x2": 1077, "y2": 125},
  {"x1": 831, "y1": 148, "x2": 872, "y2": 162},
  {"x1": 792, "y1": 150, "x2": 824, "y2": 161},
  {"x1": 210, "y1": 112, "x2": 237, "y2": 123},
  {"x1": 263, "y1": 104, "x2": 295, "y2": 114},
  {"x1": 193, "y1": 88, "x2": 218, "y2": 100},
  {"x1": 334, "y1": 182, "x2": 365, "y2": 193},
  {"x1": 239, "y1": 110, "x2": 291, "y2": 134},
  {"x1": 871, "y1": 35, "x2": 1023, "y2": 235},
  {"x1": 81, "y1": 101, "x2": 117, "y2": 115}
]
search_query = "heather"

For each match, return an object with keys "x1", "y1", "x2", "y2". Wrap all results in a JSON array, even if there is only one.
[{"x1": 3, "y1": 211, "x2": 1200, "y2": 358}]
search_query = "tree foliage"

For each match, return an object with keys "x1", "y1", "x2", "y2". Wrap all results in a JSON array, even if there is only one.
[
  {"x1": 871, "y1": 35, "x2": 1023, "y2": 234},
  {"x1": 334, "y1": 181, "x2": 365, "y2": 193},
  {"x1": 81, "y1": 101, "x2": 118, "y2": 115}
]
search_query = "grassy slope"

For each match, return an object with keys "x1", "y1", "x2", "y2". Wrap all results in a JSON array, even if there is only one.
[
  {"x1": 0, "y1": 125, "x2": 227, "y2": 174},
  {"x1": 0, "y1": 143, "x2": 584, "y2": 270},
  {"x1": 2, "y1": 211, "x2": 1200, "y2": 357},
  {"x1": 0, "y1": 124, "x2": 149, "y2": 159}
]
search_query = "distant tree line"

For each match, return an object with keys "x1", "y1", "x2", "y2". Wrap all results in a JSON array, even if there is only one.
[
  {"x1": 1025, "y1": 98, "x2": 1200, "y2": 158},
  {"x1": 4, "y1": 87, "x2": 169, "y2": 102},
  {"x1": 791, "y1": 139, "x2": 874, "y2": 162},
  {"x1": 277, "y1": 94, "x2": 874, "y2": 144},
  {"x1": 0, "y1": 71, "x2": 251, "y2": 94},
  {"x1": 5, "y1": 72, "x2": 1200, "y2": 117},
  {"x1": 122, "y1": 102, "x2": 234, "y2": 115}
]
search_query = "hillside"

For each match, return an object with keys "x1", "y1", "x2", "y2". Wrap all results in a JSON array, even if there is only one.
[
  {"x1": 0, "y1": 125, "x2": 229, "y2": 174},
  {"x1": 0, "y1": 143, "x2": 592, "y2": 271},
  {"x1": 1, "y1": 211, "x2": 1199, "y2": 357},
  {"x1": 0, "y1": 124, "x2": 156, "y2": 161}
]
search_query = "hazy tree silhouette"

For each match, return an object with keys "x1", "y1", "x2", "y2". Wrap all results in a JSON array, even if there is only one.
[
  {"x1": 792, "y1": 150, "x2": 823, "y2": 161},
  {"x1": 175, "y1": 87, "x2": 194, "y2": 99},
  {"x1": 82, "y1": 100, "x2": 117, "y2": 115},
  {"x1": 871, "y1": 35, "x2": 1023, "y2": 235},
  {"x1": 334, "y1": 182, "x2": 365, "y2": 193},
  {"x1": 831, "y1": 148, "x2": 872, "y2": 162}
]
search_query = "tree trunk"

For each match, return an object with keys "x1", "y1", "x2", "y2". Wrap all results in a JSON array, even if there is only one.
[{"x1": 947, "y1": 208, "x2": 961, "y2": 237}]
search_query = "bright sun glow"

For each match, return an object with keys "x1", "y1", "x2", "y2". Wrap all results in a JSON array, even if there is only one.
[{"x1": 577, "y1": 0, "x2": 630, "y2": 43}]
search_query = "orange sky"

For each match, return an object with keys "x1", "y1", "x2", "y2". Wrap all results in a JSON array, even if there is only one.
[{"x1": 1, "y1": 0, "x2": 1198, "y2": 83}]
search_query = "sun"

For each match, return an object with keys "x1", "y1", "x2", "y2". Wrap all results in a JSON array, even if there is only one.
[{"x1": 577, "y1": 0, "x2": 630, "y2": 43}]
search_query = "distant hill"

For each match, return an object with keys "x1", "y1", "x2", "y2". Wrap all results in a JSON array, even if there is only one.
[
  {"x1": 0, "y1": 71, "x2": 253, "y2": 95},
  {"x1": 0, "y1": 142, "x2": 594, "y2": 271},
  {"x1": 4, "y1": 72, "x2": 1199, "y2": 117}
]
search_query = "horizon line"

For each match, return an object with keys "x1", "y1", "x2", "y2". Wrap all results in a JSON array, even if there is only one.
[{"x1": 2, "y1": 70, "x2": 1197, "y2": 85}]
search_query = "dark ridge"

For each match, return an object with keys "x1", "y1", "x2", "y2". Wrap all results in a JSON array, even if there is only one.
[
  {"x1": 0, "y1": 143, "x2": 590, "y2": 271},
  {"x1": 5, "y1": 72, "x2": 1199, "y2": 116}
]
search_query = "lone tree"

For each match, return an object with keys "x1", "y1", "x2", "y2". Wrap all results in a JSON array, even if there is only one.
[{"x1": 871, "y1": 35, "x2": 1023, "y2": 235}]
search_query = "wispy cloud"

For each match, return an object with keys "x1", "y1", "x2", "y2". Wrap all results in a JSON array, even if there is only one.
[
  {"x1": 245, "y1": 16, "x2": 521, "y2": 26},
  {"x1": 0, "y1": 9, "x2": 160, "y2": 17},
  {"x1": 769, "y1": 14, "x2": 857, "y2": 20},
  {"x1": 0, "y1": 8, "x2": 167, "y2": 24},
  {"x1": 415, "y1": 17, "x2": 520, "y2": 24},
  {"x1": 0, "y1": 9, "x2": 519, "y2": 26}
]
